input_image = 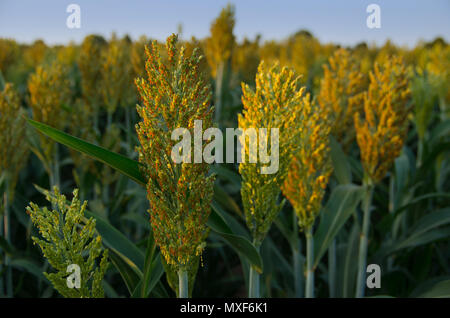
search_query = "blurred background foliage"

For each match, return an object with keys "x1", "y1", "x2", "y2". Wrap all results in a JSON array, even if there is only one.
[{"x1": 0, "y1": 4, "x2": 449, "y2": 298}]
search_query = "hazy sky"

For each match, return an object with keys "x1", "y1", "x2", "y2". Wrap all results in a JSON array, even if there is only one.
[{"x1": 0, "y1": 0, "x2": 449, "y2": 47}]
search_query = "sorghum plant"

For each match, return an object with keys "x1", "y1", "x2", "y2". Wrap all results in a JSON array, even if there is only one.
[
  {"x1": 317, "y1": 48, "x2": 366, "y2": 148},
  {"x1": 205, "y1": 3, "x2": 235, "y2": 122},
  {"x1": 239, "y1": 62, "x2": 304, "y2": 297},
  {"x1": 205, "y1": 3, "x2": 235, "y2": 78},
  {"x1": 78, "y1": 34, "x2": 107, "y2": 129},
  {"x1": 135, "y1": 34, "x2": 215, "y2": 298},
  {"x1": 0, "y1": 83, "x2": 29, "y2": 198},
  {"x1": 0, "y1": 39, "x2": 19, "y2": 79},
  {"x1": 23, "y1": 40, "x2": 47, "y2": 70},
  {"x1": 282, "y1": 96, "x2": 333, "y2": 298},
  {"x1": 354, "y1": 55, "x2": 411, "y2": 297},
  {"x1": 28, "y1": 61, "x2": 70, "y2": 188},
  {"x1": 0, "y1": 83, "x2": 29, "y2": 297},
  {"x1": 27, "y1": 187, "x2": 109, "y2": 298},
  {"x1": 232, "y1": 36, "x2": 261, "y2": 84},
  {"x1": 100, "y1": 34, "x2": 134, "y2": 122},
  {"x1": 282, "y1": 31, "x2": 322, "y2": 86}
]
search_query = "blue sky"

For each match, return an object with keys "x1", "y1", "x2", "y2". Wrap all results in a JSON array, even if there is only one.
[{"x1": 0, "y1": 0, "x2": 449, "y2": 47}]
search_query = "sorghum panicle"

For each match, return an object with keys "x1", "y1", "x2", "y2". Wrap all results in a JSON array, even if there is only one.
[
  {"x1": 0, "y1": 83, "x2": 29, "y2": 195},
  {"x1": 78, "y1": 35, "x2": 107, "y2": 111},
  {"x1": 0, "y1": 39, "x2": 20, "y2": 77},
  {"x1": 354, "y1": 56, "x2": 412, "y2": 182},
  {"x1": 28, "y1": 61, "x2": 71, "y2": 162},
  {"x1": 100, "y1": 35, "x2": 134, "y2": 114},
  {"x1": 232, "y1": 37, "x2": 261, "y2": 83},
  {"x1": 282, "y1": 97, "x2": 333, "y2": 231},
  {"x1": 27, "y1": 187, "x2": 109, "y2": 298},
  {"x1": 317, "y1": 48, "x2": 366, "y2": 148},
  {"x1": 239, "y1": 61, "x2": 304, "y2": 244},
  {"x1": 135, "y1": 34, "x2": 215, "y2": 270},
  {"x1": 205, "y1": 4, "x2": 235, "y2": 77}
]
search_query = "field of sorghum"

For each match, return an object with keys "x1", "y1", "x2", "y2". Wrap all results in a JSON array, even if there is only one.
[{"x1": 0, "y1": 5, "x2": 449, "y2": 298}]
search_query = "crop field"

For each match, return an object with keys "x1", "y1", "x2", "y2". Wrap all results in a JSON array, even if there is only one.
[{"x1": 0, "y1": 3, "x2": 449, "y2": 299}]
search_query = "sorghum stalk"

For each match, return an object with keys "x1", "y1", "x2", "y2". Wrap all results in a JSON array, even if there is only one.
[
  {"x1": 52, "y1": 144, "x2": 60, "y2": 189},
  {"x1": 249, "y1": 242, "x2": 261, "y2": 298},
  {"x1": 328, "y1": 239, "x2": 337, "y2": 297},
  {"x1": 3, "y1": 175, "x2": 12, "y2": 297},
  {"x1": 354, "y1": 56, "x2": 411, "y2": 297},
  {"x1": 292, "y1": 212, "x2": 303, "y2": 298},
  {"x1": 205, "y1": 4, "x2": 235, "y2": 123},
  {"x1": 281, "y1": 94, "x2": 332, "y2": 299},
  {"x1": 178, "y1": 268, "x2": 188, "y2": 298},
  {"x1": 305, "y1": 227, "x2": 314, "y2": 298},
  {"x1": 355, "y1": 177, "x2": 374, "y2": 298},
  {"x1": 239, "y1": 62, "x2": 305, "y2": 297},
  {"x1": 135, "y1": 34, "x2": 214, "y2": 298}
]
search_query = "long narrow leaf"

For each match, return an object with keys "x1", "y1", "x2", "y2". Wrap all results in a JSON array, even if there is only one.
[
  {"x1": 314, "y1": 184, "x2": 364, "y2": 267},
  {"x1": 27, "y1": 118, "x2": 146, "y2": 185}
]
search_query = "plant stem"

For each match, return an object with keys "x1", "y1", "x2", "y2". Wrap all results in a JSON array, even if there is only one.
[
  {"x1": 53, "y1": 144, "x2": 60, "y2": 189},
  {"x1": 214, "y1": 62, "x2": 224, "y2": 124},
  {"x1": 292, "y1": 242, "x2": 303, "y2": 298},
  {"x1": 417, "y1": 137, "x2": 424, "y2": 168},
  {"x1": 328, "y1": 239, "x2": 336, "y2": 297},
  {"x1": 292, "y1": 211, "x2": 303, "y2": 297},
  {"x1": 3, "y1": 176, "x2": 12, "y2": 297},
  {"x1": 305, "y1": 227, "x2": 314, "y2": 298},
  {"x1": 125, "y1": 107, "x2": 132, "y2": 155},
  {"x1": 178, "y1": 268, "x2": 188, "y2": 298},
  {"x1": 355, "y1": 180, "x2": 374, "y2": 298},
  {"x1": 248, "y1": 241, "x2": 260, "y2": 298}
]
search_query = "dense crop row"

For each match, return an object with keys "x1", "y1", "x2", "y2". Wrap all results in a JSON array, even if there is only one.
[{"x1": 0, "y1": 5, "x2": 449, "y2": 298}]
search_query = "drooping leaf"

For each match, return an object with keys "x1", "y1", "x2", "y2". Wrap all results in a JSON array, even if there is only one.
[
  {"x1": 209, "y1": 202, "x2": 263, "y2": 273},
  {"x1": 27, "y1": 118, "x2": 146, "y2": 185}
]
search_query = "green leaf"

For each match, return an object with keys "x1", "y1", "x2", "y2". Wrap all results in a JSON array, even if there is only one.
[
  {"x1": 274, "y1": 211, "x2": 297, "y2": 248},
  {"x1": 341, "y1": 224, "x2": 360, "y2": 297},
  {"x1": 86, "y1": 210, "x2": 145, "y2": 270},
  {"x1": 408, "y1": 208, "x2": 450, "y2": 239},
  {"x1": 314, "y1": 184, "x2": 364, "y2": 267},
  {"x1": 383, "y1": 208, "x2": 450, "y2": 256},
  {"x1": 394, "y1": 153, "x2": 409, "y2": 201},
  {"x1": 330, "y1": 136, "x2": 352, "y2": 184},
  {"x1": 429, "y1": 119, "x2": 450, "y2": 144},
  {"x1": 210, "y1": 164, "x2": 241, "y2": 188},
  {"x1": 418, "y1": 279, "x2": 450, "y2": 298},
  {"x1": 131, "y1": 254, "x2": 164, "y2": 298},
  {"x1": 109, "y1": 248, "x2": 143, "y2": 295},
  {"x1": 213, "y1": 183, "x2": 243, "y2": 217},
  {"x1": 209, "y1": 203, "x2": 263, "y2": 273},
  {"x1": 0, "y1": 235, "x2": 15, "y2": 256},
  {"x1": 138, "y1": 231, "x2": 160, "y2": 297},
  {"x1": 27, "y1": 118, "x2": 146, "y2": 186},
  {"x1": 377, "y1": 227, "x2": 450, "y2": 259},
  {"x1": 10, "y1": 258, "x2": 47, "y2": 281}
]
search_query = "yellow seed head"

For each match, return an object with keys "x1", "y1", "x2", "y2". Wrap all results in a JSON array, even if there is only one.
[
  {"x1": 354, "y1": 56, "x2": 412, "y2": 183},
  {"x1": 135, "y1": 34, "x2": 214, "y2": 270}
]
